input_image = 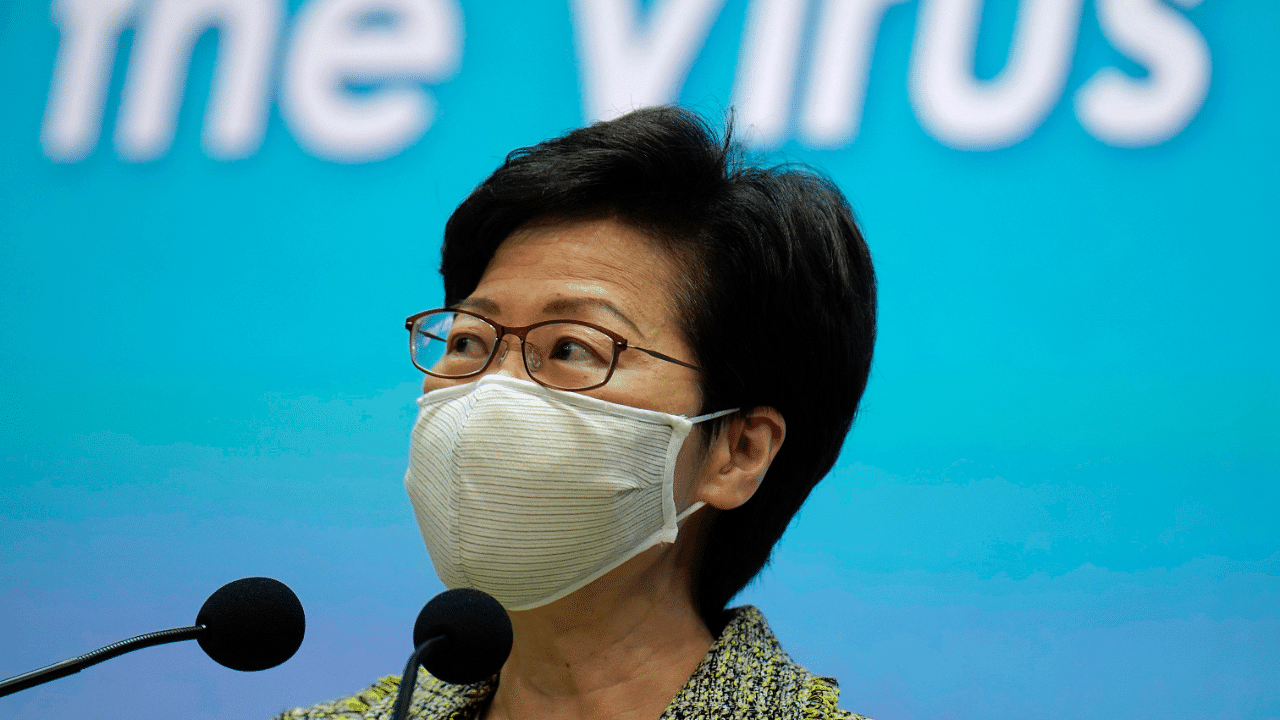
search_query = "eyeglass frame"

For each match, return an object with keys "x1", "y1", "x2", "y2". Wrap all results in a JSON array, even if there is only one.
[{"x1": 405, "y1": 307, "x2": 705, "y2": 391}]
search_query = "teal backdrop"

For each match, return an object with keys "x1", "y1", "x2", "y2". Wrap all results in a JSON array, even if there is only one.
[{"x1": 1, "y1": 0, "x2": 1277, "y2": 718}]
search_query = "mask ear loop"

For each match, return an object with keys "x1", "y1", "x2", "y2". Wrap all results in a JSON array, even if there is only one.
[
  {"x1": 674, "y1": 407, "x2": 740, "y2": 523},
  {"x1": 687, "y1": 407, "x2": 739, "y2": 424},
  {"x1": 676, "y1": 501, "x2": 705, "y2": 523}
]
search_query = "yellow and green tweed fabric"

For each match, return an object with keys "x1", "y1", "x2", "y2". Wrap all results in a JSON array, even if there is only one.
[{"x1": 275, "y1": 606, "x2": 869, "y2": 720}]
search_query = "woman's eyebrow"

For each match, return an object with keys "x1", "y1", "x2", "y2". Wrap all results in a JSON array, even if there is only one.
[
  {"x1": 542, "y1": 297, "x2": 643, "y2": 336},
  {"x1": 453, "y1": 297, "x2": 500, "y2": 314}
]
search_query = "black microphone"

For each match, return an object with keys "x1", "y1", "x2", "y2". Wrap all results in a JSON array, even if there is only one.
[
  {"x1": 0, "y1": 577, "x2": 305, "y2": 698},
  {"x1": 390, "y1": 588, "x2": 512, "y2": 720}
]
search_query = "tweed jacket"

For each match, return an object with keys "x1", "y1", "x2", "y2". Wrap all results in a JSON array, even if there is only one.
[{"x1": 275, "y1": 606, "x2": 867, "y2": 720}]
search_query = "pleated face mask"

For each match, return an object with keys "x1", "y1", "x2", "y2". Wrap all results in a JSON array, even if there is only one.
[{"x1": 404, "y1": 374, "x2": 735, "y2": 611}]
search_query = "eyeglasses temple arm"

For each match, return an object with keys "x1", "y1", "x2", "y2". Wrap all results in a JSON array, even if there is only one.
[
  {"x1": 409, "y1": 327, "x2": 448, "y2": 343},
  {"x1": 631, "y1": 346, "x2": 704, "y2": 373}
]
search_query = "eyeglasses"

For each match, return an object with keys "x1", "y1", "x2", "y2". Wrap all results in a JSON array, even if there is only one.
[{"x1": 405, "y1": 308, "x2": 703, "y2": 391}]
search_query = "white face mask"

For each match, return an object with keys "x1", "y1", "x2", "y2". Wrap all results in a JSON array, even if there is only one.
[{"x1": 404, "y1": 374, "x2": 735, "y2": 611}]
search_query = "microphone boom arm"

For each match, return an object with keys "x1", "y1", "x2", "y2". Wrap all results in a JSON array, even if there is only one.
[
  {"x1": 390, "y1": 636, "x2": 445, "y2": 720},
  {"x1": 0, "y1": 625, "x2": 205, "y2": 698}
]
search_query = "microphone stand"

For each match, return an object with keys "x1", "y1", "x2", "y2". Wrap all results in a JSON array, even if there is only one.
[
  {"x1": 0, "y1": 625, "x2": 205, "y2": 698},
  {"x1": 390, "y1": 636, "x2": 445, "y2": 720}
]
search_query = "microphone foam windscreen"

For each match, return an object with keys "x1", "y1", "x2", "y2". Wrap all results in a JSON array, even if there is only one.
[
  {"x1": 413, "y1": 588, "x2": 513, "y2": 685},
  {"x1": 195, "y1": 577, "x2": 306, "y2": 672}
]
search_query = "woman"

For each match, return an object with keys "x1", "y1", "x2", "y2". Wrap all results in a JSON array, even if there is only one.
[{"x1": 279, "y1": 106, "x2": 876, "y2": 719}]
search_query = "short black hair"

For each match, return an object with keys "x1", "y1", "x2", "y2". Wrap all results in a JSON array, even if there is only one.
[{"x1": 440, "y1": 106, "x2": 876, "y2": 623}]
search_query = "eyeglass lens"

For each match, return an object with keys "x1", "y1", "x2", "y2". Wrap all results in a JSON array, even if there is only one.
[{"x1": 412, "y1": 310, "x2": 617, "y2": 390}]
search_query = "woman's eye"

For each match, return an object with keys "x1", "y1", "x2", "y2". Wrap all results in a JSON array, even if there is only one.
[
  {"x1": 448, "y1": 334, "x2": 489, "y2": 357},
  {"x1": 549, "y1": 339, "x2": 603, "y2": 364}
]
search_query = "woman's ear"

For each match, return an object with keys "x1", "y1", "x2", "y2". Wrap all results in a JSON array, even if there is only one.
[{"x1": 696, "y1": 407, "x2": 786, "y2": 510}]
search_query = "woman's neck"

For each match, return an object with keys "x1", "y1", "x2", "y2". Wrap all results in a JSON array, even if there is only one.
[{"x1": 482, "y1": 544, "x2": 714, "y2": 720}]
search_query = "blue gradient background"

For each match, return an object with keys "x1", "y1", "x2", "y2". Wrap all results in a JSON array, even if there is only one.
[{"x1": 2, "y1": 1, "x2": 1277, "y2": 718}]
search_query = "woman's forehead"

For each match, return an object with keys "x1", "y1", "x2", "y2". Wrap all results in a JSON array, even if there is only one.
[{"x1": 473, "y1": 217, "x2": 684, "y2": 336}]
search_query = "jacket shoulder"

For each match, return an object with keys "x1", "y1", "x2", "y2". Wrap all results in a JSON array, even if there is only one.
[
  {"x1": 803, "y1": 675, "x2": 870, "y2": 720},
  {"x1": 274, "y1": 673, "x2": 489, "y2": 720},
  {"x1": 274, "y1": 675, "x2": 403, "y2": 719}
]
